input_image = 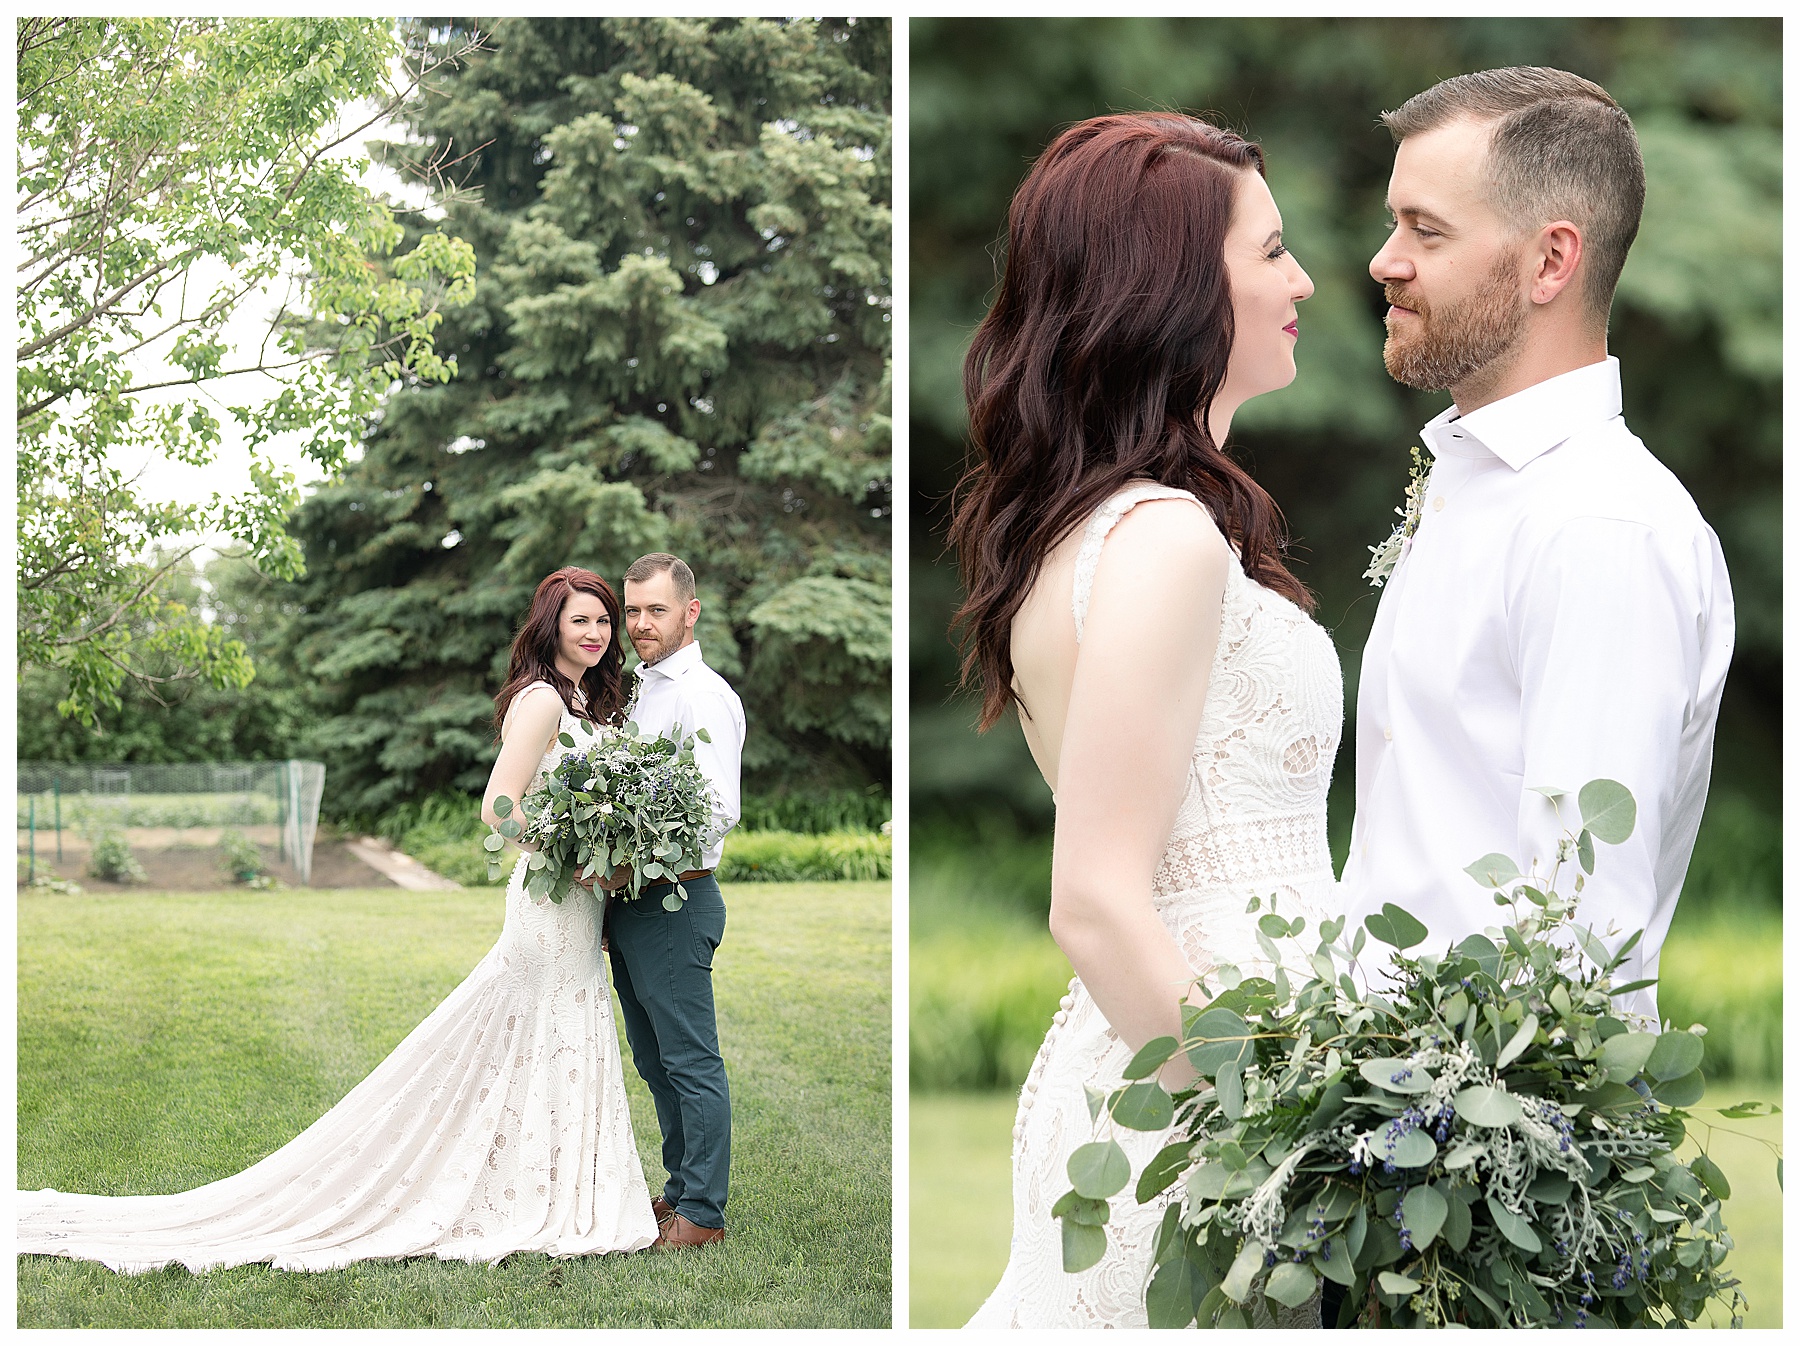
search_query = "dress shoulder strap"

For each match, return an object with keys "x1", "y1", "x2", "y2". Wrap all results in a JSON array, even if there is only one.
[
  {"x1": 502, "y1": 679, "x2": 564, "y2": 739},
  {"x1": 1072, "y1": 484, "x2": 1205, "y2": 642}
]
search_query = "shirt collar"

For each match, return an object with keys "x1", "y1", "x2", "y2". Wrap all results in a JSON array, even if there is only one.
[
  {"x1": 1421, "y1": 356, "x2": 1622, "y2": 472},
  {"x1": 635, "y1": 640, "x2": 703, "y2": 682}
]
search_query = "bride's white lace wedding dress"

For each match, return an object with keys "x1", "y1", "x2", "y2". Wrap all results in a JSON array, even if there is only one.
[
  {"x1": 968, "y1": 483, "x2": 1343, "y2": 1328},
  {"x1": 18, "y1": 685, "x2": 659, "y2": 1273}
]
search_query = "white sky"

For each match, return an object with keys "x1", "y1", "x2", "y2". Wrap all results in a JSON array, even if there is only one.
[{"x1": 111, "y1": 93, "x2": 434, "y2": 566}]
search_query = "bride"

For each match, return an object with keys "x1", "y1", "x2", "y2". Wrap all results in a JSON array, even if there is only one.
[
  {"x1": 950, "y1": 114, "x2": 1340, "y2": 1328},
  {"x1": 18, "y1": 566, "x2": 660, "y2": 1272}
]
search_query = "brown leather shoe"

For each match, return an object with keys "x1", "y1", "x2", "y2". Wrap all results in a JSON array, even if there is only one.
[
  {"x1": 654, "y1": 1213, "x2": 725, "y2": 1250},
  {"x1": 651, "y1": 1196, "x2": 677, "y2": 1226}
]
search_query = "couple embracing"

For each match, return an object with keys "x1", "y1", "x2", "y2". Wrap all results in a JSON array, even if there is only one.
[
  {"x1": 20, "y1": 552, "x2": 746, "y2": 1268},
  {"x1": 954, "y1": 68, "x2": 1733, "y2": 1328}
]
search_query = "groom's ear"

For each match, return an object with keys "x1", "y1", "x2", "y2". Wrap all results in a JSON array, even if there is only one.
[{"x1": 1528, "y1": 220, "x2": 1585, "y2": 308}]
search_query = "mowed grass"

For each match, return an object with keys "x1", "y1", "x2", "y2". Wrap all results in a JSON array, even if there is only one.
[
  {"x1": 909, "y1": 1084, "x2": 1781, "y2": 1329},
  {"x1": 18, "y1": 882, "x2": 890, "y2": 1328}
]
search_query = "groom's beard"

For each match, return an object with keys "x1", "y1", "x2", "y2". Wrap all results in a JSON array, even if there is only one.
[{"x1": 1382, "y1": 251, "x2": 1529, "y2": 393}]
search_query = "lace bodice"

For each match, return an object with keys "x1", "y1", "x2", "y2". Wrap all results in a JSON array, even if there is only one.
[{"x1": 971, "y1": 483, "x2": 1343, "y2": 1328}]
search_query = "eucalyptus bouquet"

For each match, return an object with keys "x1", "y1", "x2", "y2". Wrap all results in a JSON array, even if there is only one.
[
  {"x1": 1058, "y1": 780, "x2": 1778, "y2": 1328},
  {"x1": 486, "y1": 720, "x2": 717, "y2": 911}
]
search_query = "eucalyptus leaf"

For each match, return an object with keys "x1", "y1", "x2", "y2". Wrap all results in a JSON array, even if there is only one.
[
  {"x1": 498, "y1": 818, "x2": 522, "y2": 838},
  {"x1": 1359, "y1": 1057, "x2": 1434, "y2": 1094},
  {"x1": 1599, "y1": 1030, "x2": 1658, "y2": 1080},
  {"x1": 1378, "y1": 1270, "x2": 1422, "y2": 1296},
  {"x1": 1123, "y1": 1035, "x2": 1179, "y2": 1081},
  {"x1": 1651, "y1": 1069, "x2": 1705, "y2": 1107},
  {"x1": 1647, "y1": 1029, "x2": 1704, "y2": 1081},
  {"x1": 493, "y1": 795, "x2": 514, "y2": 818},
  {"x1": 557, "y1": 731, "x2": 576, "y2": 748},
  {"x1": 1061, "y1": 1217, "x2": 1107, "y2": 1272},
  {"x1": 1265, "y1": 1261, "x2": 1318, "y2": 1308},
  {"x1": 1258, "y1": 913, "x2": 1291, "y2": 939},
  {"x1": 1068, "y1": 1140, "x2": 1131, "y2": 1199},
  {"x1": 1146, "y1": 1253, "x2": 1204, "y2": 1328},
  {"x1": 1494, "y1": 1013, "x2": 1539, "y2": 1071},
  {"x1": 1216, "y1": 1058, "x2": 1244, "y2": 1121},
  {"x1": 1364, "y1": 902, "x2": 1429, "y2": 950},
  {"x1": 1050, "y1": 1190, "x2": 1112, "y2": 1226},
  {"x1": 1577, "y1": 829, "x2": 1595, "y2": 875},
  {"x1": 1186, "y1": 1006, "x2": 1254, "y2": 1078},
  {"x1": 1453, "y1": 1084, "x2": 1523, "y2": 1128},
  {"x1": 1385, "y1": 1121, "x2": 1437, "y2": 1168},
  {"x1": 1085, "y1": 1083, "x2": 1106, "y2": 1124},
  {"x1": 1442, "y1": 1188, "x2": 1472, "y2": 1251},
  {"x1": 1402, "y1": 1183, "x2": 1449, "y2": 1251},
  {"x1": 1112, "y1": 1080, "x2": 1175, "y2": 1131},
  {"x1": 1137, "y1": 1142, "x2": 1192, "y2": 1204},
  {"x1": 1578, "y1": 778, "x2": 1637, "y2": 844},
  {"x1": 1485, "y1": 1197, "x2": 1542, "y2": 1252},
  {"x1": 482, "y1": 833, "x2": 506, "y2": 852},
  {"x1": 1464, "y1": 852, "x2": 1522, "y2": 888},
  {"x1": 1220, "y1": 1240, "x2": 1265, "y2": 1304},
  {"x1": 661, "y1": 892, "x2": 684, "y2": 912}
]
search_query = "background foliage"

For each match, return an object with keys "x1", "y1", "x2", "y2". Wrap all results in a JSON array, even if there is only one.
[
  {"x1": 910, "y1": 12, "x2": 1780, "y2": 1076},
  {"x1": 21, "y1": 17, "x2": 893, "y2": 834}
]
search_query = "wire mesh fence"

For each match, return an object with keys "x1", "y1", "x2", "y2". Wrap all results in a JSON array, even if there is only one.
[{"x1": 18, "y1": 761, "x2": 327, "y2": 887}]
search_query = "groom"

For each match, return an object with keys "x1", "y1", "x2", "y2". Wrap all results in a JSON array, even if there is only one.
[
  {"x1": 608, "y1": 552, "x2": 746, "y2": 1250},
  {"x1": 1340, "y1": 68, "x2": 1734, "y2": 1024}
]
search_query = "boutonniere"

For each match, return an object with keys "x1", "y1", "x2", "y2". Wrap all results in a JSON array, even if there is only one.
[{"x1": 1363, "y1": 445, "x2": 1430, "y2": 589}]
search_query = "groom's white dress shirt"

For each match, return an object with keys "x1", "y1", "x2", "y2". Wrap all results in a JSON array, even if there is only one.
[
  {"x1": 630, "y1": 641, "x2": 746, "y2": 869},
  {"x1": 1339, "y1": 357, "x2": 1733, "y2": 1021}
]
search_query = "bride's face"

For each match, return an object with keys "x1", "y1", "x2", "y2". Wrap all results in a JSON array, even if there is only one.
[
  {"x1": 554, "y1": 591, "x2": 612, "y2": 678},
  {"x1": 1217, "y1": 171, "x2": 1314, "y2": 413}
]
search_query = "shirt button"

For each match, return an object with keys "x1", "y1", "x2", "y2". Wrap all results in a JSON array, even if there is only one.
[
  {"x1": 1383, "y1": 727, "x2": 1393, "y2": 741},
  {"x1": 1432, "y1": 496, "x2": 1445, "y2": 512}
]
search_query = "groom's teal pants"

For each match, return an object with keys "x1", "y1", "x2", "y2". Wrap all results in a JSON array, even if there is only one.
[{"x1": 607, "y1": 875, "x2": 730, "y2": 1229}]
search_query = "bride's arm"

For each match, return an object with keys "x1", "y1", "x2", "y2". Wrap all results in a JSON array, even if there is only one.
[
  {"x1": 480, "y1": 687, "x2": 563, "y2": 833},
  {"x1": 1048, "y1": 500, "x2": 1230, "y2": 1080}
]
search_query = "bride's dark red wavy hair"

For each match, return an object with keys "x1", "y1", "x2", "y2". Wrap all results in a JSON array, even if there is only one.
[
  {"x1": 494, "y1": 567, "x2": 627, "y2": 737},
  {"x1": 948, "y1": 112, "x2": 1313, "y2": 731}
]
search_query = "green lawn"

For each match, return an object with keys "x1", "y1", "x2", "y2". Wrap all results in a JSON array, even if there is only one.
[
  {"x1": 910, "y1": 1084, "x2": 1781, "y2": 1328},
  {"x1": 18, "y1": 882, "x2": 890, "y2": 1328}
]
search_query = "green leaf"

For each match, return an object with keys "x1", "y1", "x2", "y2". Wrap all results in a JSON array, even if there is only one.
[
  {"x1": 695, "y1": 727, "x2": 712, "y2": 742},
  {"x1": 1122, "y1": 1035, "x2": 1178, "y2": 1081},
  {"x1": 1146, "y1": 1254, "x2": 1205, "y2": 1328},
  {"x1": 557, "y1": 731, "x2": 576, "y2": 748},
  {"x1": 1258, "y1": 912, "x2": 1291, "y2": 939},
  {"x1": 1186, "y1": 1006, "x2": 1254, "y2": 1078},
  {"x1": 1384, "y1": 1121, "x2": 1437, "y2": 1168},
  {"x1": 1345, "y1": 1204, "x2": 1368, "y2": 1264},
  {"x1": 1716, "y1": 1100, "x2": 1781, "y2": 1119},
  {"x1": 1363, "y1": 902, "x2": 1429, "y2": 950},
  {"x1": 1378, "y1": 1270, "x2": 1422, "y2": 1296},
  {"x1": 1061, "y1": 1217, "x2": 1107, "y2": 1272},
  {"x1": 1068, "y1": 1140, "x2": 1132, "y2": 1199},
  {"x1": 1464, "y1": 853, "x2": 1522, "y2": 888},
  {"x1": 1402, "y1": 1183, "x2": 1449, "y2": 1251},
  {"x1": 498, "y1": 818, "x2": 522, "y2": 838},
  {"x1": 1220, "y1": 1241, "x2": 1265, "y2": 1304},
  {"x1": 1651, "y1": 1068, "x2": 1705, "y2": 1106},
  {"x1": 1085, "y1": 1083, "x2": 1106, "y2": 1123},
  {"x1": 1112, "y1": 1080, "x2": 1175, "y2": 1131},
  {"x1": 1598, "y1": 1030, "x2": 1658, "y2": 1080},
  {"x1": 1577, "y1": 829, "x2": 1595, "y2": 874},
  {"x1": 1485, "y1": 1197, "x2": 1542, "y2": 1252},
  {"x1": 1050, "y1": 1190, "x2": 1111, "y2": 1226},
  {"x1": 1215, "y1": 1058, "x2": 1244, "y2": 1121},
  {"x1": 1494, "y1": 1013, "x2": 1539, "y2": 1071},
  {"x1": 1442, "y1": 1189, "x2": 1472, "y2": 1251},
  {"x1": 482, "y1": 833, "x2": 506, "y2": 852},
  {"x1": 1454, "y1": 933, "x2": 1501, "y2": 978},
  {"x1": 1689, "y1": 1152, "x2": 1731, "y2": 1200},
  {"x1": 492, "y1": 795, "x2": 513, "y2": 818},
  {"x1": 1452, "y1": 1084, "x2": 1523, "y2": 1128},
  {"x1": 1137, "y1": 1142, "x2": 1192, "y2": 1203},
  {"x1": 661, "y1": 891, "x2": 684, "y2": 912},
  {"x1": 1359, "y1": 1057, "x2": 1434, "y2": 1093},
  {"x1": 1265, "y1": 1261, "x2": 1318, "y2": 1308},
  {"x1": 1646, "y1": 1029, "x2": 1704, "y2": 1081},
  {"x1": 1578, "y1": 778, "x2": 1637, "y2": 844}
]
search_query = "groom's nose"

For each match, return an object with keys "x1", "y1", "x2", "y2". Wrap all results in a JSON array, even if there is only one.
[{"x1": 1370, "y1": 232, "x2": 1414, "y2": 285}]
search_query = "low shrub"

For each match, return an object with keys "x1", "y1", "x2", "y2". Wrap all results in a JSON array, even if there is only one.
[
  {"x1": 86, "y1": 829, "x2": 147, "y2": 884},
  {"x1": 218, "y1": 830, "x2": 269, "y2": 886},
  {"x1": 1658, "y1": 903, "x2": 1782, "y2": 1081},
  {"x1": 717, "y1": 830, "x2": 891, "y2": 882},
  {"x1": 739, "y1": 787, "x2": 890, "y2": 835}
]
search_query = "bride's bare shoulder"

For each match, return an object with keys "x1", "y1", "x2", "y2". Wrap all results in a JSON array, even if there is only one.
[{"x1": 1097, "y1": 493, "x2": 1231, "y2": 571}]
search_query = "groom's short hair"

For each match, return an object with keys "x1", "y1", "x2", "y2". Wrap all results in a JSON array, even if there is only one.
[
  {"x1": 624, "y1": 552, "x2": 696, "y2": 604},
  {"x1": 1382, "y1": 67, "x2": 1645, "y2": 326}
]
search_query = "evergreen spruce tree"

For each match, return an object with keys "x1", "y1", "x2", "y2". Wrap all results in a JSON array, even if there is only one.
[{"x1": 283, "y1": 17, "x2": 891, "y2": 816}]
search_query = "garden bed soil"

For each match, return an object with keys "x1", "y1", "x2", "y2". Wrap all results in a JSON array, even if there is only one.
[{"x1": 20, "y1": 838, "x2": 398, "y2": 892}]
